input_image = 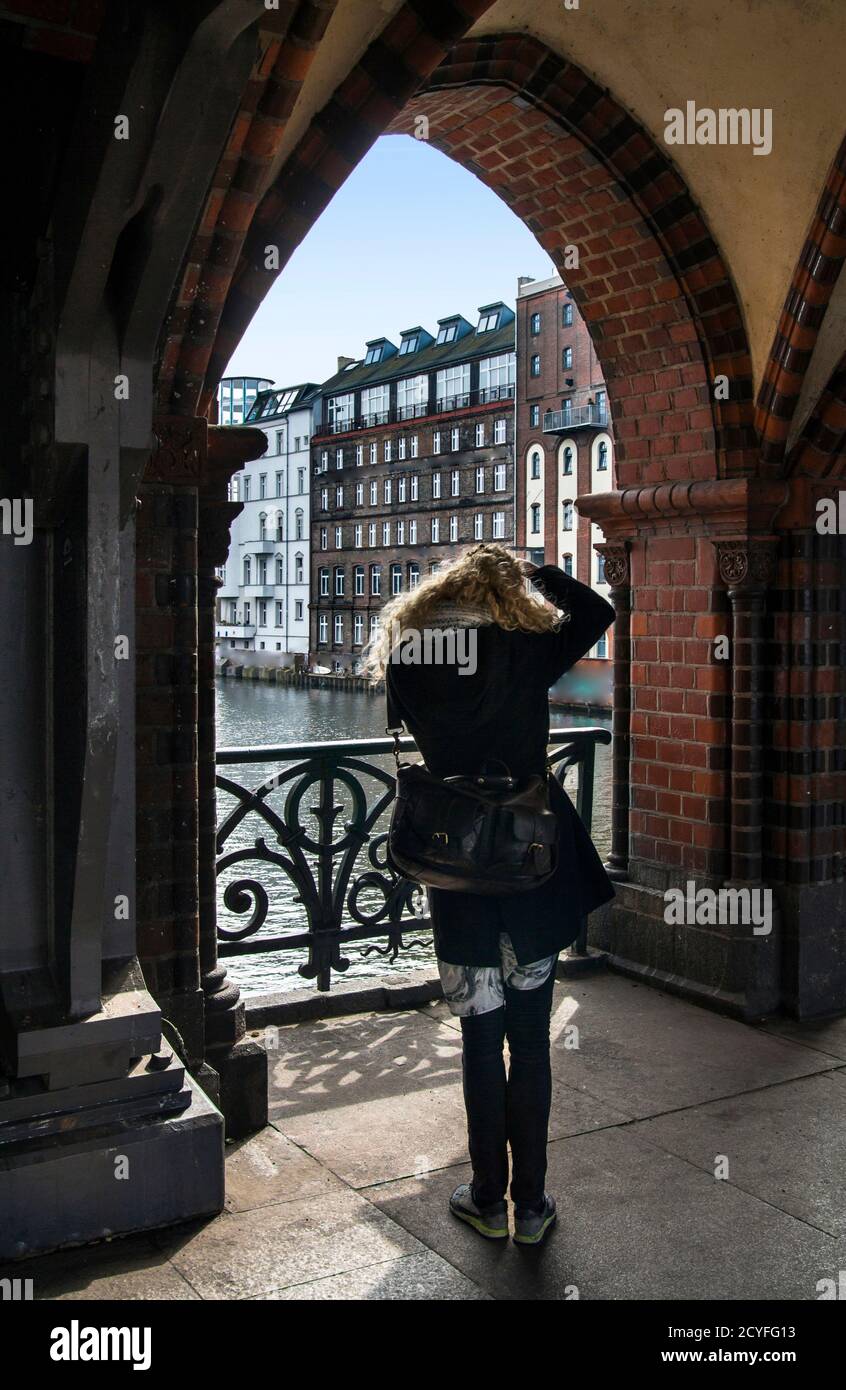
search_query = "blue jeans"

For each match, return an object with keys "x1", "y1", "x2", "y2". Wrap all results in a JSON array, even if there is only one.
[{"x1": 439, "y1": 938, "x2": 558, "y2": 1211}]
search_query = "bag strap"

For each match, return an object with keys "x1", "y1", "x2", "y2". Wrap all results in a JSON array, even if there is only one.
[{"x1": 385, "y1": 673, "x2": 405, "y2": 771}]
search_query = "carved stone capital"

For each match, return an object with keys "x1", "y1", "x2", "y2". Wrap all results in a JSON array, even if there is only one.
[
  {"x1": 595, "y1": 541, "x2": 630, "y2": 588},
  {"x1": 714, "y1": 539, "x2": 778, "y2": 590},
  {"x1": 147, "y1": 415, "x2": 206, "y2": 483}
]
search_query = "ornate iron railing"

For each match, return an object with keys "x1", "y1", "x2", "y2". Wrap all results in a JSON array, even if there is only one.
[{"x1": 216, "y1": 727, "x2": 611, "y2": 991}]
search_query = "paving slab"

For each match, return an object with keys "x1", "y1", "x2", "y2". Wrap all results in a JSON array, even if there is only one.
[
  {"x1": 633, "y1": 1069, "x2": 846, "y2": 1237},
  {"x1": 256, "y1": 1250, "x2": 490, "y2": 1300},
  {"x1": 224, "y1": 1125, "x2": 345, "y2": 1212},
  {"x1": 761, "y1": 1014, "x2": 846, "y2": 1063},
  {"x1": 157, "y1": 1189, "x2": 423, "y2": 1299},
  {"x1": 365, "y1": 1125, "x2": 841, "y2": 1301},
  {"x1": 0, "y1": 1235, "x2": 199, "y2": 1301},
  {"x1": 545, "y1": 974, "x2": 840, "y2": 1118}
]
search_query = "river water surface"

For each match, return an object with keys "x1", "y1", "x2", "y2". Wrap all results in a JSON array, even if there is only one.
[{"x1": 216, "y1": 679, "x2": 612, "y2": 995}]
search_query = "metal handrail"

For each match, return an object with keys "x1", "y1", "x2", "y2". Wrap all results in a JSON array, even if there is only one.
[{"x1": 215, "y1": 726, "x2": 611, "y2": 988}]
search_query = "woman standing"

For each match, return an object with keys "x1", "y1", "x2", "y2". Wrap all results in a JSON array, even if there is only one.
[{"x1": 363, "y1": 544, "x2": 615, "y2": 1246}]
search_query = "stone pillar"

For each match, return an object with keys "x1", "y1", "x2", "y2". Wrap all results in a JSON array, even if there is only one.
[
  {"x1": 596, "y1": 542, "x2": 631, "y2": 881},
  {"x1": 197, "y1": 426, "x2": 269, "y2": 1137}
]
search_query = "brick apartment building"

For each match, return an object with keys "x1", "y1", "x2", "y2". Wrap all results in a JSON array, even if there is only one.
[
  {"x1": 515, "y1": 273, "x2": 614, "y2": 704},
  {"x1": 309, "y1": 304, "x2": 516, "y2": 671}
]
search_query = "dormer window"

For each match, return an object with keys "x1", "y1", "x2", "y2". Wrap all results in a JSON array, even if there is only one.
[
  {"x1": 364, "y1": 345, "x2": 381, "y2": 365},
  {"x1": 399, "y1": 334, "x2": 419, "y2": 355},
  {"x1": 436, "y1": 322, "x2": 458, "y2": 345},
  {"x1": 477, "y1": 310, "x2": 500, "y2": 333}
]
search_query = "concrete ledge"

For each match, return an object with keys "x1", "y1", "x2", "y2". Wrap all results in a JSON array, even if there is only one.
[{"x1": 245, "y1": 968, "x2": 442, "y2": 1028}]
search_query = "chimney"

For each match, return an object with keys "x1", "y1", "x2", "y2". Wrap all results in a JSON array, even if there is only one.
[
  {"x1": 337, "y1": 355, "x2": 356, "y2": 372},
  {"x1": 517, "y1": 275, "x2": 535, "y2": 293}
]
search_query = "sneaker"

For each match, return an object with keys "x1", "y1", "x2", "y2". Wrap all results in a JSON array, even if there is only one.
[
  {"x1": 448, "y1": 1183, "x2": 508, "y2": 1240},
  {"x1": 513, "y1": 1193, "x2": 557, "y2": 1246}
]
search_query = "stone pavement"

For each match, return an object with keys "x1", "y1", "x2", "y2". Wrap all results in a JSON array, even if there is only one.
[{"x1": 6, "y1": 971, "x2": 846, "y2": 1300}]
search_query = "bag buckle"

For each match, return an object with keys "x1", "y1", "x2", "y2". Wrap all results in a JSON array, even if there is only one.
[{"x1": 431, "y1": 831, "x2": 448, "y2": 846}]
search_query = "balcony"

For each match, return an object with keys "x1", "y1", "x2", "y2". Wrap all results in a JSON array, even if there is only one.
[
  {"x1": 543, "y1": 405, "x2": 609, "y2": 432},
  {"x1": 216, "y1": 623, "x2": 256, "y2": 640},
  {"x1": 315, "y1": 385, "x2": 515, "y2": 438}
]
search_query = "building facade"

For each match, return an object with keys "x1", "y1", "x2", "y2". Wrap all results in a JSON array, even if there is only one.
[
  {"x1": 217, "y1": 373, "x2": 274, "y2": 425},
  {"x1": 515, "y1": 273, "x2": 614, "y2": 705},
  {"x1": 216, "y1": 383, "x2": 317, "y2": 667},
  {"x1": 308, "y1": 305, "x2": 517, "y2": 671}
]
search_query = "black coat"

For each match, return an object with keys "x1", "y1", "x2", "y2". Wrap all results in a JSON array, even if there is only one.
[{"x1": 386, "y1": 565, "x2": 616, "y2": 966}]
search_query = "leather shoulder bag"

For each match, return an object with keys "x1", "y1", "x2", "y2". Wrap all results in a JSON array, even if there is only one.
[{"x1": 385, "y1": 683, "x2": 559, "y2": 895}]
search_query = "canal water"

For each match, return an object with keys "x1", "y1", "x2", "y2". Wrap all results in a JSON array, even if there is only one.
[{"x1": 216, "y1": 678, "x2": 612, "y2": 995}]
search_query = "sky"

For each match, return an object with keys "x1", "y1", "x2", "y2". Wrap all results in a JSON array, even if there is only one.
[{"x1": 224, "y1": 133, "x2": 558, "y2": 388}]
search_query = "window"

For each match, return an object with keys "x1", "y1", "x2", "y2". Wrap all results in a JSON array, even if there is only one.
[
  {"x1": 368, "y1": 522, "x2": 376, "y2": 547},
  {"x1": 449, "y1": 515, "x2": 458, "y2": 542},
  {"x1": 320, "y1": 486, "x2": 328, "y2": 510},
  {"x1": 530, "y1": 503, "x2": 541, "y2": 534},
  {"x1": 475, "y1": 422, "x2": 485, "y2": 447},
  {"x1": 562, "y1": 446, "x2": 573, "y2": 475},
  {"x1": 327, "y1": 392, "x2": 354, "y2": 430},
  {"x1": 243, "y1": 557, "x2": 251, "y2": 584},
  {"x1": 597, "y1": 440, "x2": 609, "y2": 471},
  {"x1": 275, "y1": 471, "x2": 282, "y2": 495},
  {"x1": 561, "y1": 399, "x2": 573, "y2": 425},
  {"x1": 475, "y1": 465, "x2": 485, "y2": 493},
  {"x1": 596, "y1": 631, "x2": 608, "y2": 659},
  {"x1": 355, "y1": 443, "x2": 363, "y2": 466},
  {"x1": 399, "y1": 333, "x2": 419, "y2": 356},
  {"x1": 364, "y1": 343, "x2": 384, "y2": 366},
  {"x1": 474, "y1": 512, "x2": 484, "y2": 540},
  {"x1": 354, "y1": 523, "x2": 362, "y2": 547},
  {"x1": 493, "y1": 462, "x2": 506, "y2": 491},
  {"x1": 432, "y1": 472, "x2": 442, "y2": 499},
  {"x1": 477, "y1": 308, "x2": 500, "y2": 332},
  {"x1": 295, "y1": 600, "x2": 303, "y2": 621},
  {"x1": 243, "y1": 601, "x2": 251, "y2": 625},
  {"x1": 398, "y1": 436, "x2": 406, "y2": 460},
  {"x1": 410, "y1": 475, "x2": 419, "y2": 501},
  {"x1": 362, "y1": 384, "x2": 389, "y2": 422},
  {"x1": 435, "y1": 321, "x2": 458, "y2": 345},
  {"x1": 318, "y1": 614, "x2": 328, "y2": 644},
  {"x1": 276, "y1": 556, "x2": 284, "y2": 583},
  {"x1": 384, "y1": 477, "x2": 392, "y2": 503},
  {"x1": 596, "y1": 551, "x2": 607, "y2": 584},
  {"x1": 333, "y1": 614, "x2": 343, "y2": 645},
  {"x1": 276, "y1": 431, "x2": 284, "y2": 455},
  {"x1": 335, "y1": 447, "x2": 343, "y2": 469},
  {"x1": 320, "y1": 526, "x2": 327, "y2": 550},
  {"x1": 451, "y1": 426, "x2": 460, "y2": 451},
  {"x1": 371, "y1": 565, "x2": 381, "y2": 596},
  {"x1": 391, "y1": 563, "x2": 402, "y2": 595},
  {"x1": 397, "y1": 520, "x2": 405, "y2": 545},
  {"x1": 369, "y1": 480, "x2": 378, "y2": 505},
  {"x1": 530, "y1": 355, "x2": 541, "y2": 377},
  {"x1": 450, "y1": 468, "x2": 460, "y2": 497},
  {"x1": 257, "y1": 554, "x2": 268, "y2": 584},
  {"x1": 276, "y1": 601, "x2": 283, "y2": 626},
  {"x1": 530, "y1": 311, "x2": 541, "y2": 335},
  {"x1": 530, "y1": 451, "x2": 541, "y2": 480},
  {"x1": 409, "y1": 519, "x2": 418, "y2": 544},
  {"x1": 493, "y1": 511, "x2": 506, "y2": 539},
  {"x1": 294, "y1": 553, "x2": 304, "y2": 584},
  {"x1": 297, "y1": 467, "x2": 305, "y2": 493},
  {"x1": 397, "y1": 374, "x2": 427, "y2": 417},
  {"x1": 562, "y1": 346, "x2": 573, "y2": 370},
  {"x1": 433, "y1": 430, "x2": 442, "y2": 454},
  {"x1": 243, "y1": 475, "x2": 251, "y2": 500},
  {"x1": 334, "y1": 566, "x2": 345, "y2": 596},
  {"x1": 295, "y1": 509, "x2": 304, "y2": 540},
  {"x1": 353, "y1": 613, "x2": 364, "y2": 646},
  {"x1": 562, "y1": 500, "x2": 574, "y2": 531},
  {"x1": 596, "y1": 391, "x2": 607, "y2": 424},
  {"x1": 479, "y1": 352, "x2": 515, "y2": 398},
  {"x1": 436, "y1": 362, "x2": 470, "y2": 407},
  {"x1": 410, "y1": 435, "x2": 418, "y2": 458},
  {"x1": 384, "y1": 438, "x2": 392, "y2": 462},
  {"x1": 258, "y1": 512, "x2": 267, "y2": 540},
  {"x1": 319, "y1": 450, "x2": 328, "y2": 473},
  {"x1": 335, "y1": 484, "x2": 343, "y2": 507},
  {"x1": 494, "y1": 418, "x2": 506, "y2": 444},
  {"x1": 319, "y1": 567, "x2": 329, "y2": 597},
  {"x1": 563, "y1": 302, "x2": 573, "y2": 327},
  {"x1": 530, "y1": 404, "x2": 540, "y2": 428},
  {"x1": 382, "y1": 521, "x2": 390, "y2": 546},
  {"x1": 354, "y1": 566, "x2": 364, "y2": 596},
  {"x1": 258, "y1": 599, "x2": 268, "y2": 626},
  {"x1": 431, "y1": 517, "x2": 440, "y2": 543},
  {"x1": 355, "y1": 482, "x2": 364, "y2": 505},
  {"x1": 563, "y1": 553, "x2": 573, "y2": 577},
  {"x1": 369, "y1": 442, "x2": 377, "y2": 465},
  {"x1": 398, "y1": 476, "x2": 407, "y2": 503},
  {"x1": 409, "y1": 562, "x2": 420, "y2": 588},
  {"x1": 335, "y1": 525, "x2": 343, "y2": 549},
  {"x1": 369, "y1": 613, "x2": 379, "y2": 639}
]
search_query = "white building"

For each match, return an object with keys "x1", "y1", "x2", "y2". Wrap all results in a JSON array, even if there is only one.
[
  {"x1": 215, "y1": 383, "x2": 318, "y2": 669},
  {"x1": 217, "y1": 373, "x2": 274, "y2": 425}
]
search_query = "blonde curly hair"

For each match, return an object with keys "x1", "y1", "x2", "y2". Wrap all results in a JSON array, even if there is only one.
[{"x1": 361, "y1": 543, "x2": 558, "y2": 680}]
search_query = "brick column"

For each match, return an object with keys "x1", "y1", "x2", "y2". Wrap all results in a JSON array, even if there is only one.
[{"x1": 596, "y1": 542, "x2": 631, "y2": 880}]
